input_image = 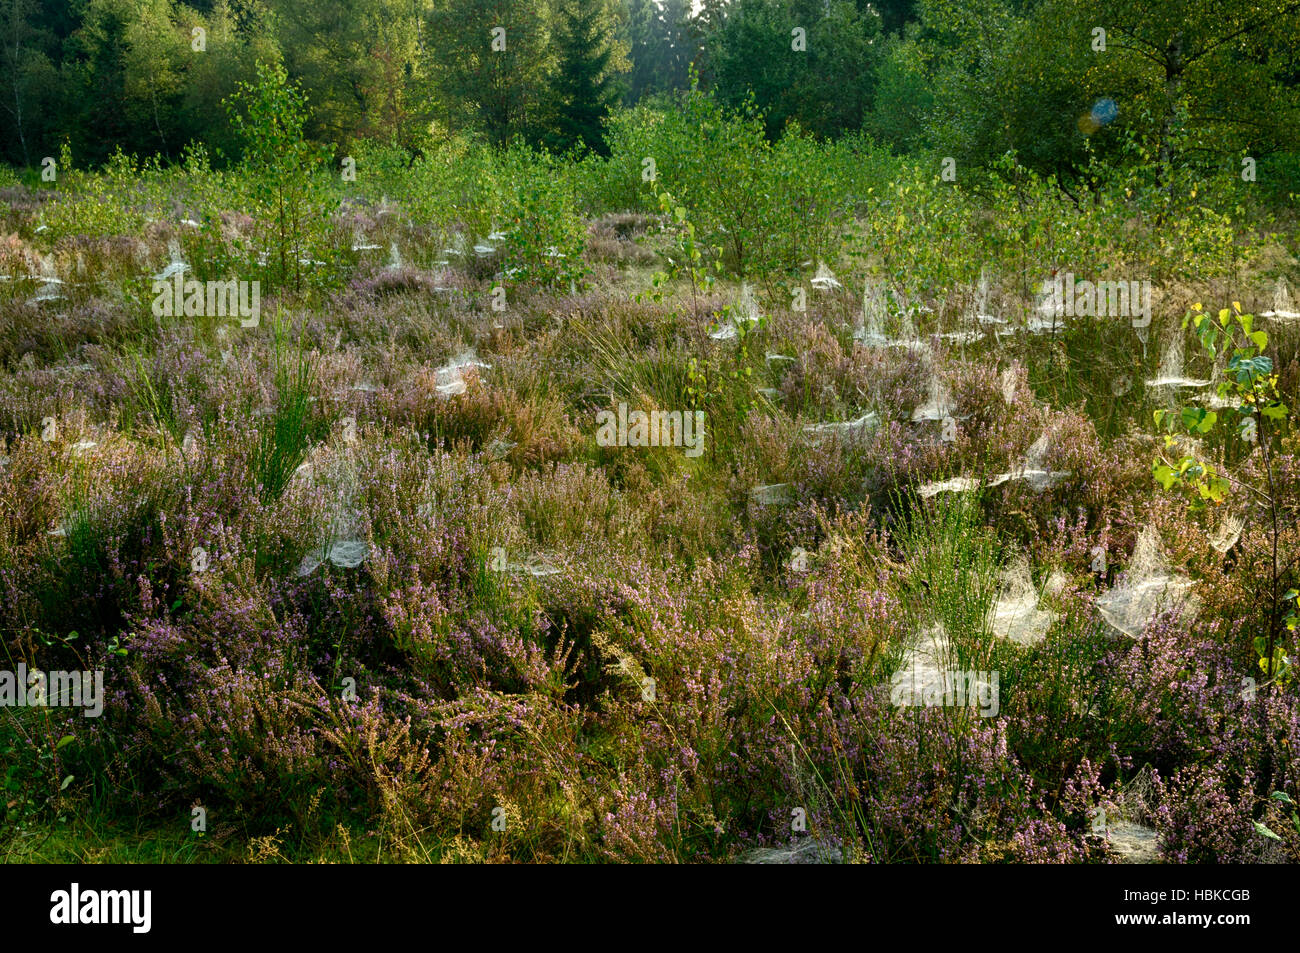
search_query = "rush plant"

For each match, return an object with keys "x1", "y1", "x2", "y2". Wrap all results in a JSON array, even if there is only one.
[{"x1": 252, "y1": 310, "x2": 316, "y2": 502}]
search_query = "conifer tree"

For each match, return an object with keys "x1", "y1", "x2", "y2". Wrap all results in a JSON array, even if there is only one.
[{"x1": 543, "y1": 0, "x2": 625, "y2": 154}]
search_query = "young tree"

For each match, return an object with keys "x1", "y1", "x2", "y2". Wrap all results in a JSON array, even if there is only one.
[
  {"x1": 863, "y1": 31, "x2": 934, "y2": 152},
  {"x1": 64, "y1": 0, "x2": 138, "y2": 162},
  {"x1": 1154, "y1": 302, "x2": 1296, "y2": 686},
  {"x1": 228, "y1": 61, "x2": 334, "y2": 293}
]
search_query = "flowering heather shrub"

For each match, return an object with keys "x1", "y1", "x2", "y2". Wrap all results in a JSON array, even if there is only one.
[
  {"x1": 843, "y1": 700, "x2": 1095, "y2": 862},
  {"x1": 585, "y1": 213, "x2": 657, "y2": 267},
  {"x1": 345, "y1": 266, "x2": 450, "y2": 300},
  {"x1": 0, "y1": 298, "x2": 144, "y2": 370},
  {"x1": 861, "y1": 420, "x2": 953, "y2": 504},
  {"x1": 52, "y1": 235, "x2": 150, "y2": 286},
  {"x1": 775, "y1": 321, "x2": 861, "y2": 420},
  {"x1": 0, "y1": 186, "x2": 49, "y2": 230},
  {"x1": 378, "y1": 366, "x2": 582, "y2": 467},
  {"x1": 1153, "y1": 689, "x2": 1300, "y2": 865},
  {"x1": 4, "y1": 157, "x2": 1300, "y2": 866}
]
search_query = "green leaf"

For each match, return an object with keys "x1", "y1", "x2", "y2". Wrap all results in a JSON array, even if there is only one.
[
  {"x1": 1271, "y1": 791, "x2": 1295, "y2": 805},
  {"x1": 1230, "y1": 354, "x2": 1273, "y2": 381},
  {"x1": 55, "y1": 735, "x2": 75, "y2": 751},
  {"x1": 1197, "y1": 410, "x2": 1217, "y2": 434},
  {"x1": 1249, "y1": 330, "x2": 1268, "y2": 351},
  {"x1": 60, "y1": 775, "x2": 74, "y2": 791},
  {"x1": 1152, "y1": 463, "x2": 1176, "y2": 490},
  {"x1": 1254, "y1": 821, "x2": 1282, "y2": 841},
  {"x1": 1262, "y1": 402, "x2": 1287, "y2": 421}
]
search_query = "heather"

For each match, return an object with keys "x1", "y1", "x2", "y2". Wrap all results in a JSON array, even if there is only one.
[{"x1": 3, "y1": 81, "x2": 1300, "y2": 864}]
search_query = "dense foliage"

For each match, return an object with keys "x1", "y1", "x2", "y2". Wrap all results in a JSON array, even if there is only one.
[
  {"x1": 4, "y1": 0, "x2": 1298, "y2": 177},
  {"x1": 2, "y1": 0, "x2": 1299, "y2": 865}
]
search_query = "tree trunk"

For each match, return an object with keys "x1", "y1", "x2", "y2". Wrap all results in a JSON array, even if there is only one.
[{"x1": 1156, "y1": 32, "x2": 1184, "y2": 210}]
